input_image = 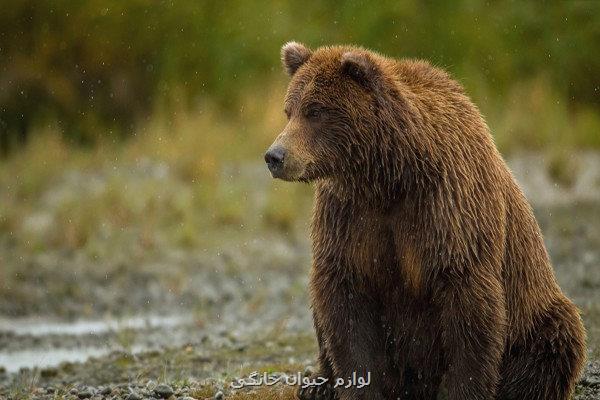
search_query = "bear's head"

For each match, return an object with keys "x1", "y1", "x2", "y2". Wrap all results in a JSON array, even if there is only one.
[{"x1": 265, "y1": 42, "x2": 405, "y2": 191}]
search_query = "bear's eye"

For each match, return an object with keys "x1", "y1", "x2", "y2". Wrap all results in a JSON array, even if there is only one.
[
  {"x1": 284, "y1": 109, "x2": 291, "y2": 120},
  {"x1": 305, "y1": 107, "x2": 324, "y2": 121}
]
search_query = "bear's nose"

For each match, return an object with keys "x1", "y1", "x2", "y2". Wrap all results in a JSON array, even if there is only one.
[{"x1": 264, "y1": 146, "x2": 286, "y2": 172}]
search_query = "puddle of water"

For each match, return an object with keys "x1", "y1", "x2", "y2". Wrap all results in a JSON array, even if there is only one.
[
  {"x1": 0, "y1": 314, "x2": 195, "y2": 373},
  {"x1": 0, "y1": 347, "x2": 110, "y2": 373},
  {"x1": 0, "y1": 344, "x2": 153, "y2": 374},
  {"x1": 0, "y1": 314, "x2": 193, "y2": 336}
]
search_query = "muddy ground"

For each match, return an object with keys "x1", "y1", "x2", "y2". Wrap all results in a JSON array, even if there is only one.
[{"x1": 1, "y1": 153, "x2": 600, "y2": 399}]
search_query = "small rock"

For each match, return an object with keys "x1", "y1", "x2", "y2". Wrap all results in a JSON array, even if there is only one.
[
  {"x1": 78, "y1": 388, "x2": 94, "y2": 399},
  {"x1": 304, "y1": 365, "x2": 315, "y2": 377},
  {"x1": 154, "y1": 384, "x2": 174, "y2": 399},
  {"x1": 125, "y1": 393, "x2": 142, "y2": 400},
  {"x1": 178, "y1": 397, "x2": 196, "y2": 400},
  {"x1": 580, "y1": 375, "x2": 600, "y2": 387},
  {"x1": 234, "y1": 344, "x2": 246, "y2": 352},
  {"x1": 69, "y1": 388, "x2": 79, "y2": 395},
  {"x1": 214, "y1": 391, "x2": 224, "y2": 400},
  {"x1": 100, "y1": 386, "x2": 112, "y2": 395}
]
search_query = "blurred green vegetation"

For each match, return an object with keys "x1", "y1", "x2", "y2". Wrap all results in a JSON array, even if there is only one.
[{"x1": 0, "y1": 1, "x2": 599, "y2": 151}]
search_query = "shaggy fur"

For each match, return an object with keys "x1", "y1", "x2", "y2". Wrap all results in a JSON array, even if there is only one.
[{"x1": 265, "y1": 42, "x2": 586, "y2": 400}]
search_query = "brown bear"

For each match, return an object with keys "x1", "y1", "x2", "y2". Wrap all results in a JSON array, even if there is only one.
[{"x1": 264, "y1": 42, "x2": 586, "y2": 400}]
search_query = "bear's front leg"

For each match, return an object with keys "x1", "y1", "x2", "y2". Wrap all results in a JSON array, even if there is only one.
[
  {"x1": 309, "y1": 272, "x2": 389, "y2": 400},
  {"x1": 440, "y1": 270, "x2": 507, "y2": 400}
]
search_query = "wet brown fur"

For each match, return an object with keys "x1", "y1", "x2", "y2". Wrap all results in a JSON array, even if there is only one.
[{"x1": 267, "y1": 42, "x2": 586, "y2": 400}]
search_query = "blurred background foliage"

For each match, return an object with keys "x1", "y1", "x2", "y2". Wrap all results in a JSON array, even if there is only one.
[
  {"x1": 0, "y1": 1, "x2": 599, "y2": 254},
  {"x1": 1, "y1": 0, "x2": 599, "y2": 151}
]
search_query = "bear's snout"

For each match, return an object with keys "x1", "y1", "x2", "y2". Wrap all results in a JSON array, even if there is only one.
[{"x1": 264, "y1": 145, "x2": 286, "y2": 175}]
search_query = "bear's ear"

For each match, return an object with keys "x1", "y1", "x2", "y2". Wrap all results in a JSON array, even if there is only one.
[
  {"x1": 341, "y1": 51, "x2": 380, "y2": 89},
  {"x1": 281, "y1": 41, "x2": 312, "y2": 76}
]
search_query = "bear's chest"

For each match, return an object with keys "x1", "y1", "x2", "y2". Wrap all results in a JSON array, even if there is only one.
[
  {"x1": 312, "y1": 199, "x2": 398, "y2": 282},
  {"x1": 345, "y1": 214, "x2": 395, "y2": 275},
  {"x1": 312, "y1": 191, "x2": 424, "y2": 294}
]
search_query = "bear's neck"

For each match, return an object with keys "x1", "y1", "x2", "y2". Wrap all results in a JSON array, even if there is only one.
[{"x1": 319, "y1": 168, "x2": 405, "y2": 211}]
